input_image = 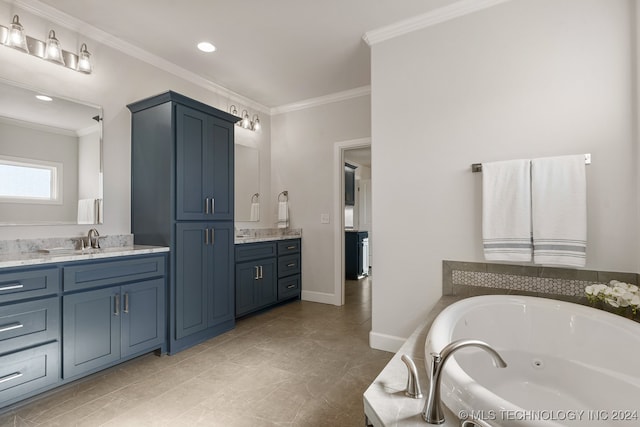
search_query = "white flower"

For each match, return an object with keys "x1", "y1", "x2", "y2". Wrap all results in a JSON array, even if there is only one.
[
  {"x1": 605, "y1": 297, "x2": 620, "y2": 308},
  {"x1": 586, "y1": 284, "x2": 608, "y2": 296},
  {"x1": 610, "y1": 287, "x2": 626, "y2": 297},
  {"x1": 630, "y1": 294, "x2": 640, "y2": 306},
  {"x1": 628, "y1": 285, "x2": 639, "y2": 293}
]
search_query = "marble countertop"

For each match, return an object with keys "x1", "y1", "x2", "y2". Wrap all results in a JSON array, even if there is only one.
[
  {"x1": 364, "y1": 296, "x2": 465, "y2": 427},
  {"x1": 0, "y1": 245, "x2": 169, "y2": 269},
  {"x1": 234, "y1": 228, "x2": 302, "y2": 244}
]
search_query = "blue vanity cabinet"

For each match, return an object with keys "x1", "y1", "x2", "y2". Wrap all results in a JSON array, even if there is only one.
[
  {"x1": 235, "y1": 239, "x2": 301, "y2": 317},
  {"x1": 128, "y1": 91, "x2": 237, "y2": 355},
  {"x1": 0, "y1": 266, "x2": 60, "y2": 409},
  {"x1": 235, "y1": 242, "x2": 277, "y2": 317},
  {"x1": 62, "y1": 255, "x2": 166, "y2": 380}
]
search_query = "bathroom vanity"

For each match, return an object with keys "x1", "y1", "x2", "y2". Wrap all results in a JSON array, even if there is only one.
[
  {"x1": 0, "y1": 245, "x2": 168, "y2": 411},
  {"x1": 234, "y1": 231, "x2": 302, "y2": 317}
]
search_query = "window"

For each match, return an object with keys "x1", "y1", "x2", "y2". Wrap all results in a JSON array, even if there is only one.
[{"x1": 0, "y1": 156, "x2": 63, "y2": 204}]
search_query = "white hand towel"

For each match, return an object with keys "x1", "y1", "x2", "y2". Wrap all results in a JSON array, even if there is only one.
[
  {"x1": 531, "y1": 155, "x2": 587, "y2": 267},
  {"x1": 250, "y1": 202, "x2": 260, "y2": 221},
  {"x1": 482, "y1": 159, "x2": 532, "y2": 262},
  {"x1": 77, "y1": 199, "x2": 96, "y2": 224},
  {"x1": 277, "y1": 201, "x2": 289, "y2": 229}
]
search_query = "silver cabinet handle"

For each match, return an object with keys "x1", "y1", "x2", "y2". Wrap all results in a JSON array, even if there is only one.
[
  {"x1": 0, "y1": 283, "x2": 23, "y2": 291},
  {"x1": 0, "y1": 372, "x2": 22, "y2": 384},
  {"x1": 205, "y1": 198, "x2": 210, "y2": 214},
  {"x1": 205, "y1": 228, "x2": 209, "y2": 245},
  {"x1": 114, "y1": 294, "x2": 120, "y2": 316},
  {"x1": 124, "y1": 292, "x2": 129, "y2": 314},
  {"x1": 287, "y1": 263, "x2": 296, "y2": 268},
  {"x1": 254, "y1": 266, "x2": 259, "y2": 280},
  {"x1": 287, "y1": 246, "x2": 296, "y2": 250},
  {"x1": 210, "y1": 228, "x2": 215, "y2": 244},
  {"x1": 210, "y1": 197, "x2": 215, "y2": 214},
  {"x1": 0, "y1": 322, "x2": 24, "y2": 333},
  {"x1": 287, "y1": 284, "x2": 296, "y2": 289},
  {"x1": 259, "y1": 265, "x2": 263, "y2": 279}
]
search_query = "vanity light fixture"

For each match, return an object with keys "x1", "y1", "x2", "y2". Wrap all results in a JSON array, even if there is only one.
[
  {"x1": 0, "y1": 15, "x2": 93, "y2": 74},
  {"x1": 44, "y1": 30, "x2": 64, "y2": 65},
  {"x1": 77, "y1": 43, "x2": 92, "y2": 73},
  {"x1": 6, "y1": 15, "x2": 28, "y2": 53},
  {"x1": 252, "y1": 115, "x2": 261, "y2": 132},
  {"x1": 228, "y1": 105, "x2": 261, "y2": 132}
]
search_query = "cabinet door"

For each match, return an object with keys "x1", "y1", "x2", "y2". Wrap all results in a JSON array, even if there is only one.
[
  {"x1": 207, "y1": 222, "x2": 234, "y2": 328},
  {"x1": 235, "y1": 258, "x2": 276, "y2": 317},
  {"x1": 345, "y1": 164, "x2": 356, "y2": 206},
  {"x1": 175, "y1": 223, "x2": 209, "y2": 339},
  {"x1": 176, "y1": 105, "x2": 212, "y2": 220},
  {"x1": 62, "y1": 287, "x2": 120, "y2": 379},
  {"x1": 235, "y1": 261, "x2": 259, "y2": 317},
  {"x1": 207, "y1": 116, "x2": 233, "y2": 220},
  {"x1": 256, "y1": 259, "x2": 277, "y2": 308},
  {"x1": 176, "y1": 105, "x2": 233, "y2": 221},
  {"x1": 121, "y1": 278, "x2": 165, "y2": 357}
]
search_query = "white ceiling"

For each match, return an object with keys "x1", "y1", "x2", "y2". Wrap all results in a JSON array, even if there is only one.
[{"x1": 34, "y1": 0, "x2": 461, "y2": 108}]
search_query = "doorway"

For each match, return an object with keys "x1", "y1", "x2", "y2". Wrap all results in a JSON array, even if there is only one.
[{"x1": 332, "y1": 138, "x2": 371, "y2": 306}]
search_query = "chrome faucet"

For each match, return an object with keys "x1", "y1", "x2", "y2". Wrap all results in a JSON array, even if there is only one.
[
  {"x1": 401, "y1": 354, "x2": 423, "y2": 399},
  {"x1": 422, "y1": 339, "x2": 507, "y2": 425},
  {"x1": 87, "y1": 228, "x2": 100, "y2": 249}
]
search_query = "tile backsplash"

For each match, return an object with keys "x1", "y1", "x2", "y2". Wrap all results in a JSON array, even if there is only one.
[{"x1": 443, "y1": 260, "x2": 639, "y2": 304}]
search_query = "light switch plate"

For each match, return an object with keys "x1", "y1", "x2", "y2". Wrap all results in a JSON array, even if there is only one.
[{"x1": 320, "y1": 213, "x2": 330, "y2": 224}]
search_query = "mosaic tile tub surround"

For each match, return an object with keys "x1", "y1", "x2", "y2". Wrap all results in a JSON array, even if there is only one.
[{"x1": 443, "y1": 260, "x2": 639, "y2": 305}]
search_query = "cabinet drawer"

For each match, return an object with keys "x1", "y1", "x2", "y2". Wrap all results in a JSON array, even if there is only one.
[
  {"x1": 278, "y1": 254, "x2": 301, "y2": 278},
  {"x1": 63, "y1": 256, "x2": 165, "y2": 292},
  {"x1": 235, "y1": 242, "x2": 277, "y2": 262},
  {"x1": 0, "y1": 297, "x2": 59, "y2": 354},
  {"x1": 0, "y1": 342, "x2": 59, "y2": 403},
  {"x1": 0, "y1": 268, "x2": 59, "y2": 304},
  {"x1": 277, "y1": 239, "x2": 300, "y2": 255},
  {"x1": 278, "y1": 275, "x2": 301, "y2": 301}
]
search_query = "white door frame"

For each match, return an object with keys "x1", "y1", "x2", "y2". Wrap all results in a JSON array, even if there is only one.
[{"x1": 333, "y1": 137, "x2": 371, "y2": 305}]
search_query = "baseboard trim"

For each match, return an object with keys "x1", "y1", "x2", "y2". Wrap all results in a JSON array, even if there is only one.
[
  {"x1": 301, "y1": 290, "x2": 340, "y2": 306},
  {"x1": 369, "y1": 331, "x2": 406, "y2": 353}
]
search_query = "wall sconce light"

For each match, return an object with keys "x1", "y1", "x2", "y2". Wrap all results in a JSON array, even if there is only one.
[
  {"x1": 6, "y1": 15, "x2": 28, "y2": 52},
  {"x1": 0, "y1": 15, "x2": 93, "y2": 74},
  {"x1": 228, "y1": 105, "x2": 261, "y2": 132},
  {"x1": 44, "y1": 30, "x2": 64, "y2": 65}
]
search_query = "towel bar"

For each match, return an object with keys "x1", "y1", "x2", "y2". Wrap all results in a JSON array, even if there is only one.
[{"x1": 472, "y1": 153, "x2": 591, "y2": 173}]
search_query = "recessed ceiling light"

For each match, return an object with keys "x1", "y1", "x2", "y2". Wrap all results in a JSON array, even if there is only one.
[
  {"x1": 197, "y1": 42, "x2": 216, "y2": 53},
  {"x1": 36, "y1": 95, "x2": 53, "y2": 102}
]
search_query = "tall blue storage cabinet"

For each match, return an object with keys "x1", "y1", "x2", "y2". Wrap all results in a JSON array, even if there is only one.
[{"x1": 128, "y1": 91, "x2": 238, "y2": 354}]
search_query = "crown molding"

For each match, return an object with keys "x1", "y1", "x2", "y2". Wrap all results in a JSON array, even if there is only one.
[
  {"x1": 11, "y1": 0, "x2": 271, "y2": 114},
  {"x1": 271, "y1": 85, "x2": 371, "y2": 115},
  {"x1": 363, "y1": 0, "x2": 513, "y2": 46}
]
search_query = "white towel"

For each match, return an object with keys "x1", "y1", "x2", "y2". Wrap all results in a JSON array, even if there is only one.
[
  {"x1": 277, "y1": 201, "x2": 289, "y2": 229},
  {"x1": 482, "y1": 159, "x2": 532, "y2": 262},
  {"x1": 250, "y1": 202, "x2": 260, "y2": 221},
  {"x1": 77, "y1": 198, "x2": 96, "y2": 224},
  {"x1": 531, "y1": 155, "x2": 587, "y2": 267}
]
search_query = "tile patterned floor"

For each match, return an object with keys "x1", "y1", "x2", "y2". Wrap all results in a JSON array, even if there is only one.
[{"x1": 0, "y1": 277, "x2": 392, "y2": 426}]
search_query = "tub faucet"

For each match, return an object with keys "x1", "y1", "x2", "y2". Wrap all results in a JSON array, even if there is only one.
[
  {"x1": 422, "y1": 339, "x2": 507, "y2": 425},
  {"x1": 87, "y1": 228, "x2": 100, "y2": 249},
  {"x1": 401, "y1": 354, "x2": 423, "y2": 399}
]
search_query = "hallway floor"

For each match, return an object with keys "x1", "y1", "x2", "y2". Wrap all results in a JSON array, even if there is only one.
[{"x1": 1, "y1": 277, "x2": 391, "y2": 426}]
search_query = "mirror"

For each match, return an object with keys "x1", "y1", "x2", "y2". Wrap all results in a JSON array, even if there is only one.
[
  {"x1": 0, "y1": 79, "x2": 103, "y2": 225},
  {"x1": 235, "y1": 144, "x2": 259, "y2": 221}
]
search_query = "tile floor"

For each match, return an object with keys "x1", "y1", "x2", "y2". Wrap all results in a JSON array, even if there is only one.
[{"x1": 0, "y1": 276, "x2": 392, "y2": 426}]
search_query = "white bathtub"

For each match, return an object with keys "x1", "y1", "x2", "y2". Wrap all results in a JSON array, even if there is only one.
[{"x1": 425, "y1": 295, "x2": 640, "y2": 426}]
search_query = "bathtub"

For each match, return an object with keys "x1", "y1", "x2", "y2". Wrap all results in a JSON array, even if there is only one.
[{"x1": 425, "y1": 295, "x2": 640, "y2": 426}]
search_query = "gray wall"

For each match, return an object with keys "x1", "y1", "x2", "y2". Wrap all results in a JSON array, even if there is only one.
[{"x1": 370, "y1": 0, "x2": 638, "y2": 350}]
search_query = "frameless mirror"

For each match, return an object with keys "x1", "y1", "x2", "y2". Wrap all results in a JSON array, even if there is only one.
[
  {"x1": 0, "y1": 79, "x2": 103, "y2": 225},
  {"x1": 235, "y1": 144, "x2": 259, "y2": 221}
]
